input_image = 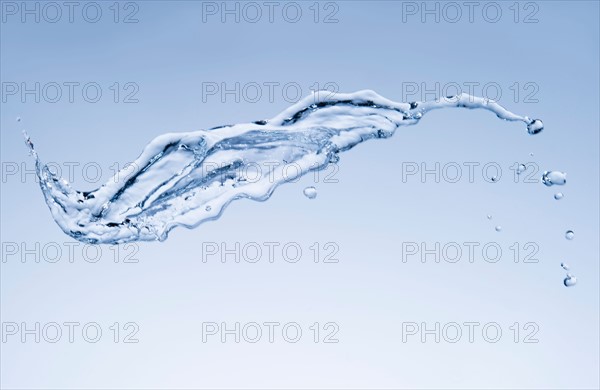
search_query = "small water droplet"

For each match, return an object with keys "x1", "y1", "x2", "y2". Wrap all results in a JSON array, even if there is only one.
[
  {"x1": 554, "y1": 192, "x2": 563, "y2": 200},
  {"x1": 527, "y1": 119, "x2": 544, "y2": 135},
  {"x1": 495, "y1": 225, "x2": 502, "y2": 232},
  {"x1": 561, "y1": 262, "x2": 570, "y2": 271},
  {"x1": 516, "y1": 164, "x2": 526, "y2": 175},
  {"x1": 542, "y1": 171, "x2": 567, "y2": 186},
  {"x1": 16, "y1": 117, "x2": 21, "y2": 122},
  {"x1": 487, "y1": 215, "x2": 492, "y2": 220},
  {"x1": 491, "y1": 176, "x2": 499, "y2": 182},
  {"x1": 529, "y1": 152, "x2": 534, "y2": 157},
  {"x1": 563, "y1": 274, "x2": 577, "y2": 287},
  {"x1": 205, "y1": 205, "x2": 212, "y2": 211},
  {"x1": 565, "y1": 230, "x2": 574, "y2": 240},
  {"x1": 303, "y1": 186, "x2": 317, "y2": 199}
]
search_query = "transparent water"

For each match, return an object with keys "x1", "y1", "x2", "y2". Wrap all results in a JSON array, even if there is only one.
[
  {"x1": 303, "y1": 186, "x2": 317, "y2": 199},
  {"x1": 24, "y1": 90, "x2": 543, "y2": 244},
  {"x1": 542, "y1": 171, "x2": 567, "y2": 186}
]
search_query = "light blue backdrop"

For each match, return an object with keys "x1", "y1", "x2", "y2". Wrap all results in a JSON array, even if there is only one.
[{"x1": 1, "y1": 1, "x2": 598, "y2": 388}]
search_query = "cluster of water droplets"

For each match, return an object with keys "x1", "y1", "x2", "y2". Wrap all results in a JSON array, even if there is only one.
[
  {"x1": 547, "y1": 173, "x2": 576, "y2": 287},
  {"x1": 538, "y1": 166, "x2": 575, "y2": 286},
  {"x1": 561, "y1": 232, "x2": 577, "y2": 286},
  {"x1": 486, "y1": 150, "x2": 576, "y2": 287}
]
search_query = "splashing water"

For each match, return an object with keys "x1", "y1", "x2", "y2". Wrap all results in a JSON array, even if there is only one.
[{"x1": 24, "y1": 90, "x2": 543, "y2": 244}]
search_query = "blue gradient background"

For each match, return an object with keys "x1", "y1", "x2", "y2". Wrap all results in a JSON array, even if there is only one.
[{"x1": 1, "y1": 1, "x2": 599, "y2": 389}]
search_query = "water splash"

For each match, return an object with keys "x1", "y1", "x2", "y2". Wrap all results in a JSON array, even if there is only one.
[{"x1": 24, "y1": 90, "x2": 543, "y2": 244}]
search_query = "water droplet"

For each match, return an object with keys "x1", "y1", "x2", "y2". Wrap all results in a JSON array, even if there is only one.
[
  {"x1": 554, "y1": 192, "x2": 563, "y2": 200},
  {"x1": 542, "y1": 171, "x2": 567, "y2": 186},
  {"x1": 491, "y1": 176, "x2": 499, "y2": 182},
  {"x1": 527, "y1": 119, "x2": 544, "y2": 135},
  {"x1": 529, "y1": 152, "x2": 534, "y2": 157},
  {"x1": 495, "y1": 225, "x2": 502, "y2": 232},
  {"x1": 516, "y1": 164, "x2": 526, "y2": 175},
  {"x1": 560, "y1": 262, "x2": 570, "y2": 271},
  {"x1": 16, "y1": 117, "x2": 21, "y2": 122},
  {"x1": 563, "y1": 274, "x2": 577, "y2": 287},
  {"x1": 565, "y1": 230, "x2": 574, "y2": 240},
  {"x1": 487, "y1": 215, "x2": 492, "y2": 220},
  {"x1": 205, "y1": 205, "x2": 212, "y2": 211},
  {"x1": 303, "y1": 186, "x2": 317, "y2": 199}
]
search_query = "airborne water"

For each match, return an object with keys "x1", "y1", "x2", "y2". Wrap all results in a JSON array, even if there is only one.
[
  {"x1": 303, "y1": 186, "x2": 317, "y2": 199},
  {"x1": 24, "y1": 90, "x2": 544, "y2": 244},
  {"x1": 542, "y1": 171, "x2": 567, "y2": 186}
]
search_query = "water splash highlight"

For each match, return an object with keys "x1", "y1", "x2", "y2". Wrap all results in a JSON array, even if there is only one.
[{"x1": 25, "y1": 90, "x2": 542, "y2": 244}]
